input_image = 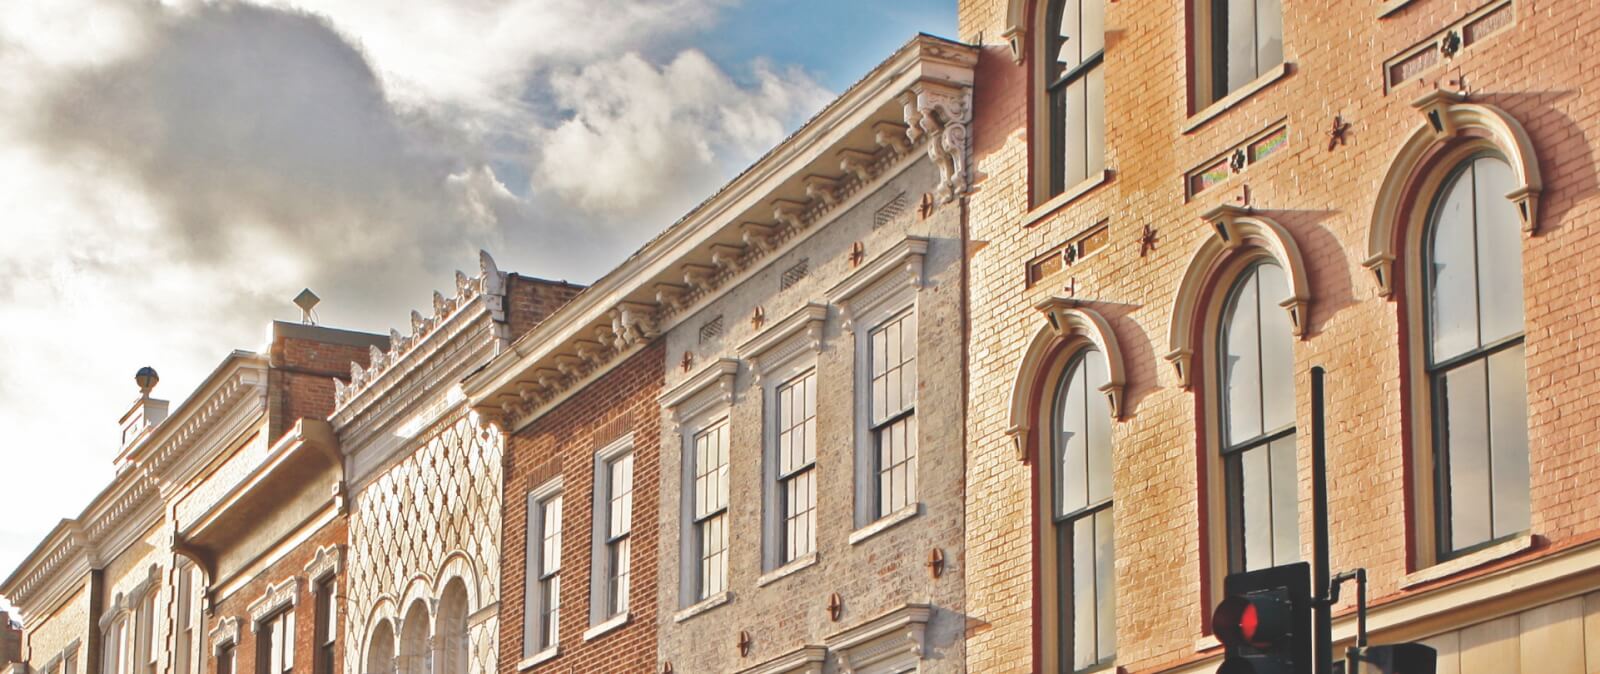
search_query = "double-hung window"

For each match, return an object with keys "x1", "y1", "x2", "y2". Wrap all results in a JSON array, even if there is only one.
[
  {"x1": 870, "y1": 310, "x2": 919, "y2": 519},
  {"x1": 1195, "y1": 0, "x2": 1284, "y2": 107},
  {"x1": 1052, "y1": 349, "x2": 1116, "y2": 672},
  {"x1": 216, "y1": 643, "x2": 235, "y2": 674},
  {"x1": 592, "y1": 440, "x2": 634, "y2": 624},
  {"x1": 312, "y1": 576, "x2": 336, "y2": 674},
  {"x1": 1218, "y1": 261, "x2": 1298, "y2": 573},
  {"x1": 1043, "y1": 0, "x2": 1105, "y2": 197},
  {"x1": 256, "y1": 609, "x2": 294, "y2": 674},
  {"x1": 1423, "y1": 155, "x2": 1529, "y2": 559},
  {"x1": 776, "y1": 372, "x2": 818, "y2": 562},
  {"x1": 523, "y1": 481, "x2": 563, "y2": 656},
  {"x1": 691, "y1": 422, "x2": 731, "y2": 599}
]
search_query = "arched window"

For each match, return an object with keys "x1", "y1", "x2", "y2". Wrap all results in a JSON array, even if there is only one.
[
  {"x1": 365, "y1": 620, "x2": 395, "y2": 674},
  {"x1": 1423, "y1": 155, "x2": 1529, "y2": 558},
  {"x1": 398, "y1": 602, "x2": 431, "y2": 674},
  {"x1": 1036, "y1": 0, "x2": 1105, "y2": 201},
  {"x1": 437, "y1": 581, "x2": 469, "y2": 674},
  {"x1": 1218, "y1": 261, "x2": 1298, "y2": 573},
  {"x1": 1047, "y1": 349, "x2": 1114, "y2": 672}
]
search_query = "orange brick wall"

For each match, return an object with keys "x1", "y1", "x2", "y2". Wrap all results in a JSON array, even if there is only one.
[
  {"x1": 504, "y1": 276, "x2": 585, "y2": 341},
  {"x1": 958, "y1": 0, "x2": 1600, "y2": 671},
  {"x1": 205, "y1": 519, "x2": 345, "y2": 674},
  {"x1": 499, "y1": 343, "x2": 665, "y2": 673}
]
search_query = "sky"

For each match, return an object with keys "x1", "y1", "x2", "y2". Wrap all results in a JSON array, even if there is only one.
[{"x1": 0, "y1": 0, "x2": 956, "y2": 609}]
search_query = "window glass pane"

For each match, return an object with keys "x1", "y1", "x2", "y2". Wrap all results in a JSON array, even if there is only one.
[
  {"x1": 1072, "y1": 516, "x2": 1096, "y2": 671},
  {"x1": 1224, "y1": 0, "x2": 1258, "y2": 91},
  {"x1": 1084, "y1": 350, "x2": 1113, "y2": 505},
  {"x1": 1488, "y1": 344, "x2": 1530, "y2": 537},
  {"x1": 1429, "y1": 167, "x2": 1481, "y2": 363},
  {"x1": 1240, "y1": 445, "x2": 1273, "y2": 571},
  {"x1": 1223, "y1": 270, "x2": 1263, "y2": 445},
  {"x1": 1473, "y1": 158, "x2": 1526, "y2": 344},
  {"x1": 1256, "y1": 0, "x2": 1283, "y2": 74},
  {"x1": 1095, "y1": 508, "x2": 1116, "y2": 662},
  {"x1": 1269, "y1": 436, "x2": 1299, "y2": 565},
  {"x1": 1065, "y1": 78, "x2": 1088, "y2": 187},
  {"x1": 1081, "y1": 0, "x2": 1105, "y2": 55},
  {"x1": 1086, "y1": 64, "x2": 1106, "y2": 178},
  {"x1": 1256, "y1": 264, "x2": 1296, "y2": 433},
  {"x1": 1058, "y1": 359, "x2": 1089, "y2": 515},
  {"x1": 1057, "y1": 0, "x2": 1082, "y2": 68},
  {"x1": 1440, "y1": 359, "x2": 1492, "y2": 550}
]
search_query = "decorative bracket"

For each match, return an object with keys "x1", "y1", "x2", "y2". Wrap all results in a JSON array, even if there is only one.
[
  {"x1": 838, "y1": 148, "x2": 878, "y2": 182},
  {"x1": 901, "y1": 82, "x2": 972, "y2": 203}
]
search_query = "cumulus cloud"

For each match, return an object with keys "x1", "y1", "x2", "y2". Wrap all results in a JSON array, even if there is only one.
[{"x1": 0, "y1": 0, "x2": 835, "y2": 580}]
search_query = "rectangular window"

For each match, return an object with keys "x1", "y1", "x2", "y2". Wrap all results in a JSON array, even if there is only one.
[
  {"x1": 594, "y1": 449, "x2": 633, "y2": 621},
  {"x1": 256, "y1": 610, "x2": 294, "y2": 674},
  {"x1": 1197, "y1": 0, "x2": 1283, "y2": 106},
  {"x1": 216, "y1": 644, "x2": 234, "y2": 674},
  {"x1": 1045, "y1": 0, "x2": 1106, "y2": 196},
  {"x1": 776, "y1": 372, "x2": 818, "y2": 563},
  {"x1": 691, "y1": 421, "x2": 730, "y2": 599},
  {"x1": 870, "y1": 310, "x2": 918, "y2": 519},
  {"x1": 64, "y1": 651, "x2": 78, "y2": 674},
  {"x1": 313, "y1": 576, "x2": 336, "y2": 674},
  {"x1": 176, "y1": 565, "x2": 195, "y2": 674},
  {"x1": 523, "y1": 489, "x2": 562, "y2": 654}
]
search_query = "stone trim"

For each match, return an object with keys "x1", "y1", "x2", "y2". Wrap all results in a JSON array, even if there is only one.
[
  {"x1": 304, "y1": 544, "x2": 342, "y2": 582},
  {"x1": 247, "y1": 577, "x2": 300, "y2": 629},
  {"x1": 660, "y1": 359, "x2": 740, "y2": 424},
  {"x1": 1365, "y1": 89, "x2": 1543, "y2": 297},
  {"x1": 735, "y1": 645, "x2": 827, "y2": 674},
  {"x1": 1165, "y1": 205, "x2": 1312, "y2": 388},
  {"x1": 738, "y1": 302, "x2": 827, "y2": 382},
  {"x1": 825, "y1": 604, "x2": 933, "y2": 674},
  {"x1": 209, "y1": 617, "x2": 240, "y2": 654},
  {"x1": 828, "y1": 237, "x2": 928, "y2": 331}
]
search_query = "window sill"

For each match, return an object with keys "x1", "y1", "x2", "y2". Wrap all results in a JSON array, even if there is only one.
[
  {"x1": 1024, "y1": 169, "x2": 1111, "y2": 228},
  {"x1": 581, "y1": 612, "x2": 630, "y2": 642},
  {"x1": 849, "y1": 503, "x2": 922, "y2": 546},
  {"x1": 517, "y1": 647, "x2": 559, "y2": 671},
  {"x1": 1182, "y1": 62, "x2": 1291, "y2": 134},
  {"x1": 1194, "y1": 634, "x2": 1221, "y2": 653},
  {"x1": 1378, "y1": 0, "x2": 1417, "y2": 17},
  {"x1": 1402, "y1": 533, "x2": 1536, "y2": 588},
  {"x1": 673, "y1": 591, "x2": 733, "y2": 623},
  {"x1": 757, "y1": 551, "x2": 820, "y2": 587}
]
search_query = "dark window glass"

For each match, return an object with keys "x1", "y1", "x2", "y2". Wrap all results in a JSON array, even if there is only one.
[
  {"x1": 1207, "y1": 0, "x2": 1283, "y2": 101},
  {"x1": 313, "y1": 577, "x2": 335, "y2": 674},
  {"x1": 1425, "y1": 156, "x2": 1529, "y2": 558},
  {"x1": 1219, "y1": 262, "x2": 1299, "y2": 573},
  {"x1": 1044, "y1": 0, "x2": 1106, "y2": 197},
  {"x1": 1053, "y1": 349, "x2": 1115, "y2": 672}
]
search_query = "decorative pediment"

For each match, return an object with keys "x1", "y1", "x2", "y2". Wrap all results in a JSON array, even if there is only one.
[
  {"x1": 825, "y1": 604, "x2": 933, "y2": 674},
  {"x1": 735, "y1": 645, "x2": 827, "y2": 674},
  {"x1": 660, "y1": 358, "x2": 741, "y2": 424},
  {"x1": 1166, "y1": 205, "x2": 1312, "y2": 389},
  {"x1": 738, "y1": 303, "x2": 828, "y2": 382},
  {"x1": 828, "y1": 237, "x2": 929, "y2": 330},
  {"x1": 209, "y1": 617, "x2": 240, "y2": 654},
  {"x1": 1365, "y1": 89, "x2": 1543, "y2": 297},
  {"x1": 304, "y1": 544, "x2": 342, "y2": 581},
  {"x1": 247, "y1": 576, "x2": 300, "y2": 628}
]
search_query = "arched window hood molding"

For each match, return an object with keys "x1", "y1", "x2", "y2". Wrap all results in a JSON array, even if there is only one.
[
  {"x1": 1005, "y1": 299, "x2": 1127, "y2": 462},
  {"x1": 1366, "y1": 89, "x2": 1543, "y2": 297},
  {"x1": 1166, "y1": 204, "x2": 1312, "y2": 389}
]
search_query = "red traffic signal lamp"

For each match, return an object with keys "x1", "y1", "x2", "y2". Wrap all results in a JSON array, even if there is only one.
[{"x1": 1212, "y1": 562, "x2": 1313, "y2": 674}]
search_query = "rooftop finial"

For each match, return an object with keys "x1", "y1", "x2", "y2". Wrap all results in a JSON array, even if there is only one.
[
  {"x1": 294, "y1": 288, "x2": 321, "y2": 325},
  {"x1": 134, "y1": 367, "x2": 159, "y2": 396}
]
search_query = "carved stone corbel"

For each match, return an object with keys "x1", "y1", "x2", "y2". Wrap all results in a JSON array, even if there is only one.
[
  {"x1": 803, "y1": 174, "x2": 843, "y2": 207},
  {"x1": 709, "y1": 244, "x2": 745, "y2": 272},
  {"x1": 772, "y1": 199, "x2": 808, "y2": 233},
  {"x1": 838, "y1": 148, "x2": 878, "y2": 182},
  {"x1": 1003, "y1": 26, "x2": 1025, "y2": 64},
  {"x1": 903, "y1": 83, "x2": 972, "y2": 203},
  {"x1": 873, "y1": 121, "x2": 911, "y2": 154},
  {"x1": 655, "y1": 282, "x2": 690, "y2": 312},
  {"x1": 611, "y1": 302, "x2": 660, "y2": 349},
  {"x1": 554, "y1": 354, "x2": 585, "y2": 379},
  {"x1": 683, "y1": 263, "x2": 719, "y2": 290},
  {"x1": 741, "y1": 222, "x2": 781, "y2": 254}
]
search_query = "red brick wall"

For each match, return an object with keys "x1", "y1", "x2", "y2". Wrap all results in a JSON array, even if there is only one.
[
  {"x1": 504, "y1": 276, "x2": 585, "y2": 341},
  {"x1": 268, "y1": 334, "x2": 379, "y2": 444},
  {"x1": 958, "y1": 0, "x2": 1600, "y2": 670},
  {"x1": 205, "y1": 518, "x2": 346, "y2": 674},
  {"x1": 498, "y1": 343, "x2": 664, "y2": 673}
]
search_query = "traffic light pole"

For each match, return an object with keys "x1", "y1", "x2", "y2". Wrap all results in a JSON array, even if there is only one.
[{"x1": 1311, "y1": 366, "x2": 1333, "y2": 674}]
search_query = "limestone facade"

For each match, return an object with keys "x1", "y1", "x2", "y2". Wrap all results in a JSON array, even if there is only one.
[{"x1": 958, "y1": 0, "x2": 1600, "y2": 671}]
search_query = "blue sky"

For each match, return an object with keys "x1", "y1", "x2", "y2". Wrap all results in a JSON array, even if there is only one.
[{"x1": 0, "y1": 0, "x2": 961, "y2": 606}]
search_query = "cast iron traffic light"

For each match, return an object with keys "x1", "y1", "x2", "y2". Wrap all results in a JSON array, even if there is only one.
[{"x1": 1212, "y1": 562, "x2": 1313, "y2": 674}]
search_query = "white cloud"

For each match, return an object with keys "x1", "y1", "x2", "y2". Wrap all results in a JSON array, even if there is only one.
[{"x1": 0, "y1": 0, "x2": 834, "y2": 583}]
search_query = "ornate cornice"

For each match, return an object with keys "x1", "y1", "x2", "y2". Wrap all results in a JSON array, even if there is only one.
[
  {"x1": 825, "y1": 603, "x2": 933, "y2": 674},
  {"x1": 659, "y1": 358, "x2": 740, "y2": 425},
  {"x1": 738, "y1": 302, "x2": 828, "y2": 383}
]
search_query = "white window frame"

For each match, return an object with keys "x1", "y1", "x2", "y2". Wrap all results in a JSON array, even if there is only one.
[
  {"x1": 827, "y1": 237, "x2": 927, "y2": 534},
  {"x1": 521, "y1": 476, "x2": 563, "y2": 664},
  {"x1": 660, "y1": 358, "x2": 739, "y2": 618},
  {"x1": 738, "y1": 303, "x2": 827, "y2": 577},
  {"x1": 587, "y1": 434, "x2": 635, "y2": 635},
  {"x1": 256, "y1": 608, "x2": 295, "y2": 674}
]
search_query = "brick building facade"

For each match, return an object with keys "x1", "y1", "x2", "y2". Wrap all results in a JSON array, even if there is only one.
[{"x1": 957, "y1": 0, "x2": 1600, "y2": 672}]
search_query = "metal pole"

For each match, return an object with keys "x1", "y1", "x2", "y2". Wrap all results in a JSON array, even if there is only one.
[{"x1": 1311, "y1": 366, "x2": 1333, "y2": 674}]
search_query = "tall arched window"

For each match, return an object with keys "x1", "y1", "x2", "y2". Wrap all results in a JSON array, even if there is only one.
[
  {"x1": 1051, "y1": 349, "x2": 1114, "y2": 672},
  {"x1": 437, "y1": 581, "x2": 469, "y2": 674},
  {"x1": 365, "y1": 620, "x2": 395, "y2": 674},
  {"x1": 1037, "y1": 0, "x2": 1105, "y2": 200},
  {"x1": 1424, "y1": 155, "x2": 1529, "y2": 558},
  {"x1": 1219, "y1": 261, "x2": 1298, "y2": 573}
]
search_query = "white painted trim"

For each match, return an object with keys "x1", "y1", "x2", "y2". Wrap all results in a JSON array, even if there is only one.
[
  {"x1": 517, "y1": 646, "x2": 559, "y2": 671},
  {"x1": 735, "y1": 645, "x2": 828, "y2": 674},
  {"x1": 1402, "y1": 534, "x2": 1535, "y2": 588},
  {"x1": 848, "y1": 503, "x2": 922, "y2": 546},
  {"x1": 672, "y1": 591, "x2": 733, "y2": 623},
  {"x1": 1183, "y1": 62, "x2": 1291, "y2": 134},
  {"x1": 1025, "y1": 169, "x2": 1110, "y2": 227},
  {"x1": 580, "y1": 612, "x2": 630, "y2": 642},
  {"x1": 756, "y1": 552, "x2": 820, "y2": 587}
]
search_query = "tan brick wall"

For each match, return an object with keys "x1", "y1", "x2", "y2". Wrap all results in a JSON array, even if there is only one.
[
  {"x1": 499, "y1": 343, "x2": 665, "y2": 674},
  {"x1": 960, "y1": 0, "x2": 1600, "y2": 671},
  {"x1": 205, "y1": 519, "x2": 345, "y2": 674}
]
